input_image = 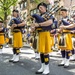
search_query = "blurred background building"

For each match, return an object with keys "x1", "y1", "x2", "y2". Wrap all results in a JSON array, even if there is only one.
[{"x1": 8, "y1": 0, "x2": 75, "y2": 25}]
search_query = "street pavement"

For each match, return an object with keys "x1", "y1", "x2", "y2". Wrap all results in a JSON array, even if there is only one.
[{"x1": 0, "y1": 46, "x2": 75, "y2": 75}]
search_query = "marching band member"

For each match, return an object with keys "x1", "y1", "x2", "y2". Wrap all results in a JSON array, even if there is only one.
[
  {"x1": 5, "y1": 28, "x2": 9, "y2": 48},
  {"x1": 31, "y1": 2, "x2": 54, "y2": 75},
  {"x1": 60, "y1": 14, "x2": 75, "y2": 61},
  {"x1": 58, "y1": 8, "x2": 73, "y2": 68},
  {"x1": 9, "y1": 9, "x2": 26, "y2": 63},
  {"x1": 30, "y1": 31, "x2": 40, "y2": 59},
  {"x1": 50, "y1": 20, "x2": 58, "y2": 51},
  {"x1": 30, "y1": 17, "x2": 40, "y2": 59},
  {"x1": 70, "y1": 14, "x2": 75, "y2": 60},
  {"x1": 0, "y1": 21, "x2": 5, "y2": 54},
  {"x1": 70, "y1": 30, "x2": 75, "y2": 61}
]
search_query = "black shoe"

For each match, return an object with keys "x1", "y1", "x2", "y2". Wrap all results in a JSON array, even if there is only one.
[
  {"x1": 35, "y1": 71, "x2": 43, "y2": 74},
  {"x1": 42, "y1": 73, "x2": 49, "y2": 75},
  {"x1": 9, "y1": 60, "x2": 13, "y2": 62},
  {"x1": 13, "y1": 61, "x2": 19, "y2": 63},
  {"x1": 64, "y1": 65, "x2": 69, "y2": 68},
  {"x1": 35, "y1": 58, "x2": 40, "y2": 60},
  {"x1": 58, "y1": 64, "x2": 64, "y2": 66}
]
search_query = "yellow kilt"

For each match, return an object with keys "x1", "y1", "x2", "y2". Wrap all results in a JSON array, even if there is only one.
[
  {"x1": 0, "y1": 33, "x2": 5, "y2": 45},
  {"x1": 58, "y1": 30, "x2": 72, "y2": 51},
  {"x1": 50, "y1": 34, "x2": 54, "y2": 47},
  {"x1": 13, "y1": 31, "x2": 23, "y2": 48},
  {"x1": 38, "y1": 31, "x2": 52, "y2": 54}
]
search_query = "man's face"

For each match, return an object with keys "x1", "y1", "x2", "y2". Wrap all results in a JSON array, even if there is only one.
[
  {"x1": 0, "y1": 22, "x2": 2, "y2": 25},
  {"x1": 38, "y1": 5, "x2": 46, "y2": 14},
  {"x1": 60, "y1": 11, "x2": 67, "y2": 17},
  {"x1": 12, "y1": 12, "x2": 18, "y2": 17}
]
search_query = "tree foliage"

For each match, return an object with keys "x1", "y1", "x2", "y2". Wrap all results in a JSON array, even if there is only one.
[
  {"x1": 0, "y1": 0, "x2": 18, "y2": 22},
  {"x1": 34, "y1": 0, "x2": 40, "y2": 4}
]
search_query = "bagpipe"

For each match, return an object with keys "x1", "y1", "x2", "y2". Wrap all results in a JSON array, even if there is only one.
[
  {"x1": 9, "y1": 17, "x2": 21, "y2": 26},
  {"x1": 30, "y1": 2, "x2": 63, "y2": 30},
  {"x1": 62, "y1": 19, "x2": 75, "y2": 30},
  {"x1": 31, "y1": 6, "x2": 63, "y2": 23},
  {"x1": 9, "y1": 17, "x2": 25, "y2": 33}
]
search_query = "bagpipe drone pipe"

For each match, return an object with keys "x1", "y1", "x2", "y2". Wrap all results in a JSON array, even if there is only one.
[
  {"x1": 31, "y1": 5, "x2": 61, "y2": 32},
  {"x1": 29, "y1": 0, "x2": 63, "y2": 31},
  {"x1": 31, "y1": 3, "x2": 63, "y2": 23}
]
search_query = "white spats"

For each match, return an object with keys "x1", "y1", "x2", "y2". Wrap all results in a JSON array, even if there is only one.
[
  {"x1": 58, "y1": 58, "x2": 66, "y2": 66},
  {"x1": 13, "y1": 54, "x2": 20, "y2": 63},
  {"x1": 35, "y1": 53, "x2": 40, "y2": 59},
  {"x1": 37, "y1": 63, "x2": 44, "y2": 72},
  {"x1": 42, "y1": 64, "x2": 50, "y2": 75},
  {"x1": 64, "y1": 59, "x2": 70, "y2": 68},
  {"x1": 9, "y1": 54, "x2": 16, "y2": 62},
  {"x1": 70, "y1": 55, "x2": 75, "y2": 61},
  {"x1": 9, "y1": 54, "x2": 20, "y2": 63}
]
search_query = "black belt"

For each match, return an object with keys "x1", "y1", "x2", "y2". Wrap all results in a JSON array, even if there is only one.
[
  {"x1": 0, "y1": 33, "x2": 4, "y2": 35},
  {"x1": 0, "y1": 34, "x2": 4, "y2": 35},
  {"x1": 72, "y1": 36, "x2": 75, "y2": 38},
  {"x1": 59, "y1": 32, "x2": 73, "y2": 34},
  {"x1": 13, "y1": 29, "x2": 21, "y2": 32},
  {"x1": 37, "y1": 30, "x2": 50, "y2": 33}
]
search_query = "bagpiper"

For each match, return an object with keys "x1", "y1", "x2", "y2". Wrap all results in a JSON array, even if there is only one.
[
  {"x1": 31, "y1": 2, "x2": 54, "y2": 75},
  {"x1": 58, "y1": 8, "x2": 73, "y2": 68},
  {"x1": 69, "y1": 14, "x2": 75, "y2": 60},
  {"x1": 9, "y1": 9, "x2": 26, "y2": 63},
  {"x1": 0, "y1": 21, "x2": 5, "y2": 54}
]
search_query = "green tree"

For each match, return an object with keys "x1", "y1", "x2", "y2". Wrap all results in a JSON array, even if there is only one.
[
  {"x1": 34, "y1": 0, "x2": 40, "y2": 4},
  {"x1": 0, "y1": 0, "x2": 18, "y2": 24}
]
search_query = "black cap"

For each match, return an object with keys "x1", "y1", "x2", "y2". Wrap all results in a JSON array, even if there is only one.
[
  {"x1": 37, "y1": 2, "x2": 47, "y2": 9},
  {"x1": 60, "y1": 8, "x2": 68, "y2": 12},
  {"x1": 12, "y1": 9, "x2": 19, "y2": 13}
]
